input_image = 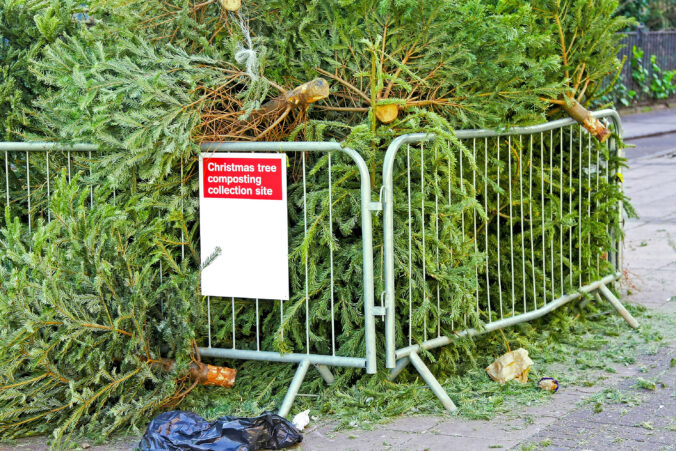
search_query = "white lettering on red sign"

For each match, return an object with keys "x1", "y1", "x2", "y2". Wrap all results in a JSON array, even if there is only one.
[
  {"x1": 202, "y1": 157, "x2": 282, "y2": 200},
  {"x1": 199, "y1": 153, "x2": 289, "y2": 300}
]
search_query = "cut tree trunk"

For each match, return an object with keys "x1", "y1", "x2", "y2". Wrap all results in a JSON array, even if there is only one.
[
  {"x1": 157, "y1": 358, "x2": 237, "y2": 388},
  {"x1": 375, "y1": 104, "x2": 399, "y2": 124},
  {"x1": 189, "y1": 362, "x2": 237, "y2": 388},
  {"x1": 562, "y1": 98, "x2": 611, "y2": 143},
  {"x1": 262, "y1": 78, "x2": 330, "y2": 112}
]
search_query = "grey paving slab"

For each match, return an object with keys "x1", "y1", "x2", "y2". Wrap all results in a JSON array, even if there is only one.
[
  {"x1": 383, "y1": 416, "x2": 442, "y2": 433},
  {"x1": 401, "y1": 434, "x2": 520, "y2": 451},
  {"x1": 301, "y1": 428, "x2": 414, "y2": 450}
]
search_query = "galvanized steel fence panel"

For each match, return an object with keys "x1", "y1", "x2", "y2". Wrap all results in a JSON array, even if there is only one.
[
  {"x1": 381, "y1": 109, "x2": 637, "y2": 410},
  {"x1": 1, "y1": 141, "x2": 378, "y2": 418},
  {"x1": 197, "y1": 142, "x2": 379, "y2": 416}
]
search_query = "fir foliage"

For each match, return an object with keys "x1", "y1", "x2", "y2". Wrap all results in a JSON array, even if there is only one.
[
  {"x1": 522, "y1": 0, "x2": 634, "y2": 106},
  {"x1": 0, "y1": 174, "x2": 201, "y2": 444},
  {"x1": 0, "y1": 0, "x2": 85, "y2": 140}
]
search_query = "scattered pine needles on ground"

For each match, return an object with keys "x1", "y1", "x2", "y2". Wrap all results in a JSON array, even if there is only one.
[{"x1": 184, "y1": 301, "x2": 676, "y2": 429}]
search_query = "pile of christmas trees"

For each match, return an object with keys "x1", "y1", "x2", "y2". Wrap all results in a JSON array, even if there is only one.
[{"x1": 0, "y1": 0, "x2": 633, "y2": 444}]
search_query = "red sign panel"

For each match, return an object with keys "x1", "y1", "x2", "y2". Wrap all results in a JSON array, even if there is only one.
[{"x1": 202, "y1": 157, "x2": 283, "y2": 200}]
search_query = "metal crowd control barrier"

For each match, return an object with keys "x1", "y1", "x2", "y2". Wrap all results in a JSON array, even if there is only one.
[
  {"x1": 381, "y1": 109, "x2": 637, "y2": 411},
  {"x1": 198, "y1": 142, "x2": 378, "y2": 417},
  {"x1": 1, "y1": 141, "x2": 379, "y2": 418},
  {"x1": 1, "y1": 108, "x2": 636, "y2": 417}
]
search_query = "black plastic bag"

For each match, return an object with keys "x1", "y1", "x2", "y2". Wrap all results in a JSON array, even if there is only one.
[{"x1": 139, "y1": 410, "x2": 303, "y2": 450}]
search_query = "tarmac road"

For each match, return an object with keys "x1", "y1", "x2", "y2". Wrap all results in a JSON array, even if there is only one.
[{"x1": 626, "y1": 133, "x2": 676, "y2": 161}]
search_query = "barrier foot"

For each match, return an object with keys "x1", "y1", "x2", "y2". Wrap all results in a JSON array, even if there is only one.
[
  {"x1": 278, "y1": 359, "x2": 311, "y2": 418},
  {"x1": 314, "y1": 364, "x2": 335, "y2": 385},
  {"x1": 598, "y1": 283, "x2": 639, "y2": 329},
  {"x1": 388, "y1": 356, "x2": 410, "y2": 381},
  {"x1": 408, "y1": 351, "x2": 457, "y2": 412}
]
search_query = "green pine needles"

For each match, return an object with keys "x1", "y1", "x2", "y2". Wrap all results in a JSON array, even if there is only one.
[
  {"x1": 0, "y1": 0, "x2": 86, "y2": 140},
  {"x1": 0, "y1": 174, "x2": 202, "y2": 445}
]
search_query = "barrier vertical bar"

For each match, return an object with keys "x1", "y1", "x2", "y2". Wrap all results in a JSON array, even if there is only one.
[
  {"x1": 596, "y1": 138, "x2": 601, "y2": 274},
  {"x1": 449, "y1": 150, "x2": 455, "y2": 330},
  {"x1": 473, "y1": 139, "x2": 480, "y2": 316},
  {"x1": 435, "y1": 145, "x2": 440, "y2": 336},
  {"x1": 519, "y1": 136, "x2": 526, "y2": 312},
  {"x1": 579, "y1": 127, "x2": 583, "y2": 286},
  {"x1": 420, "y1": 143, "x2": 427, "y2": 341},
  {"x1": 4, "y1": 151, "x2": 8, "y2": 208},
  {"x1": 328, "y1": 153, "x2": 336, "y2": 356},
  {"x1": 540, "y1": 132, "x2": 546, "y2": 304},
  {"x1": 549, "y1": 130, "x2": 555, "y2": 300},
  {"x1": 231, "y1": 297, "x2": 235, "y2": 349},
  {"x1": 508, "y1": 136, "x2": 516, "y2": 315},
  {"x1": 46, "y1": 152, "x2": 50, "y2": 222},
  {"x1": 459, "y1": 143, "x2": 465, "y2": 326},
  {"x1": 89, "y1": 150, "x2": 93, "y2": 208},
  {"x1": 587, "y1": 133, "x2": 592, "y2": 280},
  {"x1": 408, "y1": 145, "x2": 413, "y2": 346},
  {"x1": 529, "y1": 135, "x2": 536, "y2": 309},
  {"x1": 302, "y1": 152, "x2": 310, "y2": 354},
  {"x1": 560, "y1": 128, "x2": 564, "y2": 292},
  {"x1": 26, "y1": 151, "x2": 31, "y2": 235},
  {"x1": 208, "y1": 296, "x2": 212, "y2": 348},
  {"x1": 497, "y1": 137, "x2": 503, "y2": 319},
  {"x1": 569, "y1": 129, "x2": 573, "y2": 286},
  {"x1": 280, "y1": 298, "x2": 284, "y2": 342},
  {"x1": 256, "y1": 298, "x2": 260, "y2": 351},
  {"x1": 484, "y1": 138, "x2": 492, "y2": 322},
  {"x1": 181, "y1": 158, "x2": 185, "y2": 261}
]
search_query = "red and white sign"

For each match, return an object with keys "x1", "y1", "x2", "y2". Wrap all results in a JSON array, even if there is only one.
[{"x1": 199, "y1": 153, "x2": 289, "y2": 300}]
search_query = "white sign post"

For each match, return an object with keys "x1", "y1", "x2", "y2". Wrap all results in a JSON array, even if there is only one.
[{"x1": 199, "y1": 153, "x2": 289, "y2": 300}]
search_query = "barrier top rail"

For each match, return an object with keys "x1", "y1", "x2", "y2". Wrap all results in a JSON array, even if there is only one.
[
  {"x1": 0, "y1": 142, "x2": 99, "y2": 152},
  {"x1": 452, "y1": 109, "x2": 623, "y2": 139}
]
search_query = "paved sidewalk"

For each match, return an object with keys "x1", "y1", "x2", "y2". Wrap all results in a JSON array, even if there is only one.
[{"x1": 517, "y1": 149, "x2": 676, "y2": 450}]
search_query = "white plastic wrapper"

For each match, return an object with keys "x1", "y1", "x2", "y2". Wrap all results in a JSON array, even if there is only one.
[{"x1": 292, "y1": 409, "x2": 311, "y2": 431}]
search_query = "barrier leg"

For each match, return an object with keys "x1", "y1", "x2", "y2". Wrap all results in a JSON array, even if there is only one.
[
  {"x1": 278, "y1": 360, "x2": 311, "y2": 418},
  {"x1": 314, "y1": 364, "x2": 335, "y2": 385},
  {"x1": 408, "y1": 351, "x2": 457, "y2": 412},
  {"x1": 593, "y1": 290, "x2": 603, "y2": 305},
  {"x1": 598, "y1": 284, "x2": 639, "y2": 329},
  {"x1": 388, "y1": 356, "x2": 410, "y2": 381}
]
